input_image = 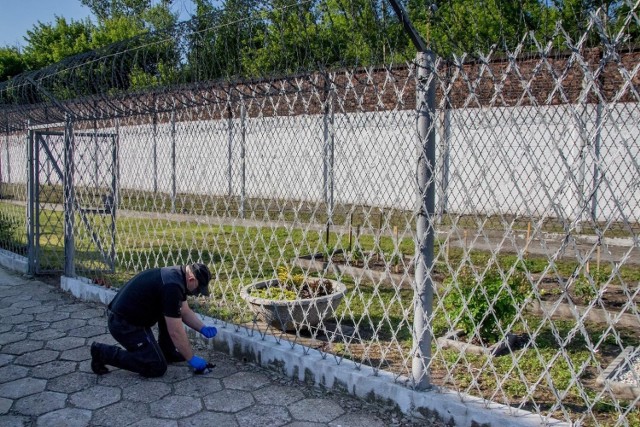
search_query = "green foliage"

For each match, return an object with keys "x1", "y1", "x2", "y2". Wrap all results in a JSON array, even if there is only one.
[
  {"x1": 0, "y1": 210, "x2": 23, "y2": 253},
  {"x1": 3, "y1": 0, "x2": 638, "y2": 101},
  {"x1": 573, "y1": 268, "x2": 609, "y2": 302},
  {"x1": 443, "y1": 266, "x2": 531, "y2": 342},
  {"x1": 276, "y1": 265, "x2": 305, "y2": 288},
  {"x1": 0, "y1": 214, "x2": 17, "y2": 244},
  {"x1": 0, "y1": 47, "x2": 27, "y2": 82},
  {"x1": 406, "y1": 0, "x2": 634, "y2": 56},
  {"x1": 141, "y1": 3, "x2": 178, "y2": 32},
  {"x1": 546, "y1": 0, "x2": 631, "y2": 46},
  {"x1": 251, "y1": 286, "x2": 298, "y2": 301},
  {"x1": 0, "y1": 1, "x2": 172, "y2": 86},
  {"x1": 249, "y1": 265, "x2": 335, "y2": 301},
  {"x1": 22, "y1": 17, "x2": 93, "y2": 70},
  {"x1": 80, "y1": 0, "x2": 154, "y2": 21},
  {"x1": 90, "y1": 15, "x2": 146, "y2": 48}
]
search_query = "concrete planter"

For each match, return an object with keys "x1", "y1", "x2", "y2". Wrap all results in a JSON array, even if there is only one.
[{"x1": 240, "y1": 279, "x2": 347, "y2": 331}]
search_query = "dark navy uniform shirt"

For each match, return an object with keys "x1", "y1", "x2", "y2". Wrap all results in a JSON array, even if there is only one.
[{"x1": 108, "y1": 266, "x2": 187, "y2": 327}]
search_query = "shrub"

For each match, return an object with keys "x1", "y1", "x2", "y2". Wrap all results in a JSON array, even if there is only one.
[
  {"x1": 443, "y1": 266, "x2": 531, "y2": 343},
  {"x1": 0, "y1": 213, "x2": 17, "y2": 248}
]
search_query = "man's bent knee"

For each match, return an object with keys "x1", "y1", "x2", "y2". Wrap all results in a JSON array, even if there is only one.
[{"x1": 141, "y1": 361, "x2": 167, "y2": 378}]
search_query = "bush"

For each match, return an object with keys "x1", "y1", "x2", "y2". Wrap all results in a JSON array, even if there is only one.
[
  {"x1": 0, "y1": 214, "x2": 17, "y2": 247},
  {"x1": 444, "y1": 266, "x2": 531, "y2": 343}
]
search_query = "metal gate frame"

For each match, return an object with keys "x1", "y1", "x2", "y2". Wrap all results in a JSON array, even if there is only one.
[{"x1": 27, "y1": 120, "x2": 118, "y2": 277}]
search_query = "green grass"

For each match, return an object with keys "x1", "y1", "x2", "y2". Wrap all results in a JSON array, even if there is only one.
[
  {"x1": 4, "y1": 184, "x2": 638, "y2": 240},
  {"x1": 0, "y1": 198, "x2": 638, "y2": 423}
]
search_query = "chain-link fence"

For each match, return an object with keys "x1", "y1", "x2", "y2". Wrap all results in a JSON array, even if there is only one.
[{"x1": 1, "y1": 1, "x2": 639, "y2": 425}]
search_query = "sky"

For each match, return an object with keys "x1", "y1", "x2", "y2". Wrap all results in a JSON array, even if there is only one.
[{"x1": 0, "y1": 0, "x2": 197, "y2": 48}]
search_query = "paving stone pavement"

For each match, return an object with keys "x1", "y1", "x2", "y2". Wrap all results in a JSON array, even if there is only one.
[{"x1": 0, "y1": 268, "x2": 438, "y2": 427}]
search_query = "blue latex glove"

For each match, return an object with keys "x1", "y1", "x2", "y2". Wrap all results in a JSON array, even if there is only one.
[
  {"x1": 200, "y1": 326, "x2": 217, "y2": 339},
  {"x1": 188, "y1": 355, "x2": 207, "y2": 371}
]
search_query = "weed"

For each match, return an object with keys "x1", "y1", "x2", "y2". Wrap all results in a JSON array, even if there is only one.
[
  {"x1": 573, "y1": 269, "x2": 609, "y2": 302},
  {"x1": 443, "y1": 265, "x2": 532, "y2": 343}
]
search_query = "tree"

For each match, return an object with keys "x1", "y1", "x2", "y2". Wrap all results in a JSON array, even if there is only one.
[
  {"x1": 246, "y1": 0, "x2": 324, "y2": 75},
  {"x1": 0, "y1": 47, "x2": 27, "y2": 82},
  {"x1": 86, "y1": 1, "x2": 179, "y2": 91},
  {"x1": 314, "y1": 0, "x2": 413, "y2": 67},
  {"x1": 141, "y1": 2, "x2": 179, "y2": 32},
  {"x1": 81, "y1": 0, "x2": 177, "y2": 30},
  {"x1": 22, "y1": 16, "x2": 93, "y2": 70},
  {"x1": 405, "y1": 0, "x2": 550, "y2": 56},
  {"x1": 547, "y1": 0, "x2": 630, "y2": 46},
  {"x1": 185, "y1": 0, "x2": 222, "y2": 80},
  {"x1": 185, "y1": 0, "x2": 263, "y2": 80},
  {"x1": 91, "y1": 15, "x2": 147, "y2": 47},
  {"x1": 80, "y1": 0, "x2": 155, "y2": 21}
]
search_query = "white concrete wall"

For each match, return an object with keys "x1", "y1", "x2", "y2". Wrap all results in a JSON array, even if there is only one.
[{"x1": 2, "y1": 103, "x2": 638, "y2": 223}]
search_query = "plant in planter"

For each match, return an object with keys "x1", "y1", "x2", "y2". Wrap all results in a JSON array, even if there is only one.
[
  {"x1": 440, "y1": 266, "x2": 531, "y2": 355},
  {"x1": 240, "y1": 265, "x2": 347, "y2": 331}
]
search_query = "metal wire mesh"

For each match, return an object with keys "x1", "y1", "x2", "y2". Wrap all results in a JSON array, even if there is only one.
[
  {"x1": 0, "y1": 1, "x2": 639, "y2": 425},
  {"x1": 0, "y1": 130, "x2": 28, "y2": 256}
]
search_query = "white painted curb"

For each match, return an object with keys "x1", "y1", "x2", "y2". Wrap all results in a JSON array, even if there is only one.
[
  {"x1": 61, "y1": 275, "x2": 117, "y2": 305},
  {"x1": 0, "y1": 249, "x2": 28, "y2": 274}
]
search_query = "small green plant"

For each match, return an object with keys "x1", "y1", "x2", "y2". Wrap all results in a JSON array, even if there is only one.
[
  {"x1": 0, "y1": 214, "x2": 18, "y2": 248},
  {"x1": 277, "y1": 265, "x2": 304, "y2": 288},
  {"x1": 573, "y1": 269, "x2": 608, "y2": 302},
  {"x1": 348, "y1": 246, "x2": 364, "y2": 262},
  {"x1": 249, "y1": 265, "x2": 335, "y2": 301},
  {"x1": 443, "y1": 266, "x2": 531, "y2": 343},
  {"x1": 252, "y1": 286, "x2": 298, "y2": 300}
]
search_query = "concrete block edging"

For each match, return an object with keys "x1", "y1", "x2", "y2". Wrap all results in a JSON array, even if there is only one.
[
  {"x1": 58, "y1": 274, "x2": 565, "y2": 427},
  {"x1": 0, "y1": 249, "x2": 28, "y2": 274}
]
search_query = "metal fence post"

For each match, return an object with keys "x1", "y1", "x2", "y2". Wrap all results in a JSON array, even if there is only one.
[
  {"x1": 323, "y1": 73, "x2": 335, "y2": 225},
  {"x1": 93, "y1": 101, "x2": 99, "y2": 188},
  {"x1": 64, "y1": 115, "x2": 75, "y2": 277},
  {"x1": 171, "y1": 106, "x2": 176, "y2": 214},
  {"x1": 576, "y1": 104, "x2": 588, "y2": 233},
  {"x1": 26, "y1": 124, "x2": 36, "y2": 275},
  {"x1": 0, "y1": 126, "x2": 4, "y2": 187},
  {"x1": 386, "y1": 0, "x2": 435, "y2": 390},
  {"x1": 226, "y1": 101, "x2": 234, "y2": 198},
  {"x1": 240, "y1": 98, "x2": 246, "y2": 219},
  {"x1": 437, "y1": 106, "x2": 451, "y2": 221},
  {"x1": 110, "y1": 129, "x2": 119, "y2": 269},
  {"x1": 413, "y1": 50, "x2": 436, "y2": 390},
  {"x1": 5, "y1": 125, "x2": 10, "y2": 185},
  {"x1": 153, "y1": 106, "x2": 158, "y2": 194},
  {"x1": 115, "y1": 118, "x2": 120, "y2": 204},
  {"x1": 591, "y1": 102, "x2": 602, "y2": 221}
]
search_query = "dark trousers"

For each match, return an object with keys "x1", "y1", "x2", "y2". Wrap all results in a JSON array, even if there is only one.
[{"x1": 94, "y1": 312, "x2": 183, "y2": 377}]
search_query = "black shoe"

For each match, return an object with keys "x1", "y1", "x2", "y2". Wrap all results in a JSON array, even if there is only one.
[{"x1": 90, "y1": 343, "x2": 109, "y2": 375}]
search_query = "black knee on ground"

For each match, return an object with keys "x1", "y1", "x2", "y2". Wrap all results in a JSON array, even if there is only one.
[{"x1": 141, "y1": 361, "x2": 167, "y2": 378}]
